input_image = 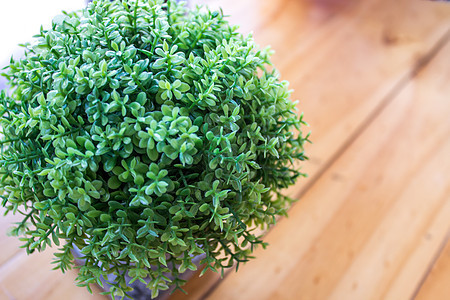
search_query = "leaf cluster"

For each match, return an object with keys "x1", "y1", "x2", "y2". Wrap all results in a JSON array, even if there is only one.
[{"x1": 0, "y1": 0, "x2": 308, "y2": 298}]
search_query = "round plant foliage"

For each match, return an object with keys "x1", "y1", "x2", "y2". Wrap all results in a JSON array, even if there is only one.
[{"x1": 0, "y1": 0, "x2": 308, "y2": 298}]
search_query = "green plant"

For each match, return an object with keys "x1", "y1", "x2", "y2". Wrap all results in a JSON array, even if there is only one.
[{"x1": 0, "y1": 0, "x2": 308, "y2": 298}]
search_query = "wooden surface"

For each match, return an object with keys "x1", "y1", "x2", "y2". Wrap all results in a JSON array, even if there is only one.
[
  {"x1": 205, "y1": 34, "x2": 450, "y2": 300},
  {"x1": 1, "y1": 0, "x2": 450, "y2": 299},
  {"x1": 415, "y1": 238, "x2": 450, "y2": 300}
]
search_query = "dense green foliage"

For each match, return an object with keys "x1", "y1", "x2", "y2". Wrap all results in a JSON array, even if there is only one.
[{"x1": 0, "y1": 0, "x2": 308, "y2": 298}]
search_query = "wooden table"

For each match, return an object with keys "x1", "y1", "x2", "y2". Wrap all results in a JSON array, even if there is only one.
[{"x1": 1, "y1": 0, "x2": 450, "y2": 299}]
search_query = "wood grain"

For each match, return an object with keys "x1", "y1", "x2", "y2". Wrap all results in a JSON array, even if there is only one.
[
  {"x1": 415, "y1": 237, "x2": 450, "y2": 300},
  {"x1": 205, "y1": 27, "x2": 450, "y2": 300},
  {"x1": 172, "y1": 0, "x2": 450, "y2": 298},
  {"x1": 0, "y1": 249, "x2": 105, "y2": 300},
  {"x1": 0, "y1": 207, "x2": 23, "y2": 267},
  {"x1": 189, "y1": 0, "x2": 450, "y2": 196}
]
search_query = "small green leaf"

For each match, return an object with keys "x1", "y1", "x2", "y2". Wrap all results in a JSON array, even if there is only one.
[
  {"x1": 66, "y1": 212, "x2": 76, "y2": 220},
  {"x1": 108, "y1": 176, "x2": 121, "y2": 189},
  {"x1": 85, "y1": 140, "x2": 96, "y2": 151},
  {"x1": 100, "y1": 214, "x2": 111, "y2": 222},
  {"x1": 199, "y1": 203, "x2": 210, "y2": 212}
]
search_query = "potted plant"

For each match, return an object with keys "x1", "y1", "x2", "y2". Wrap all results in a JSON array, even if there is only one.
[{"x1": 0, "y1": 0, "x2": 308, "y2": 299}]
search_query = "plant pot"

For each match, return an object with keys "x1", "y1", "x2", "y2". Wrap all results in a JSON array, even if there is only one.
[{"x1": 72, "y1": 247, "x2": 204, "y2": 299}]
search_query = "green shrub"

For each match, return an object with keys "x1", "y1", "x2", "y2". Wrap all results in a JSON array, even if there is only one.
[{"x1": 0, "y1": 0, "x2": 308, "y2": 298}]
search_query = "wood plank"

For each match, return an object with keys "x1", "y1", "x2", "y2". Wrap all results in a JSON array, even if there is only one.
[
  {"x1": 415, "y1": 237, "x2": 450, "y2": 300},
  {"x1": 171, "y1": 0, "x2": 450, "y2": 298},
  {"x1": 170, "y1": 268, "x2": 219, "y2": 300},
  {"x1": 0, "y1": 249, "x2": 105, "y2": 300},
  {"x1": 43, "y1": 266, "x2": 106, "y2": 300},
  {"x1": 188, "y1": 0, "x2": 450, "y2": 197},
  {"x1": 0, "y1": 207, "x2": 24, "y2": 267},
  {"x1": 205, "y1": 23, "x2": 450, "y2": 300},
  {"x1": 0, "y1": 283, "x2": 14, "y2": 300}
]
